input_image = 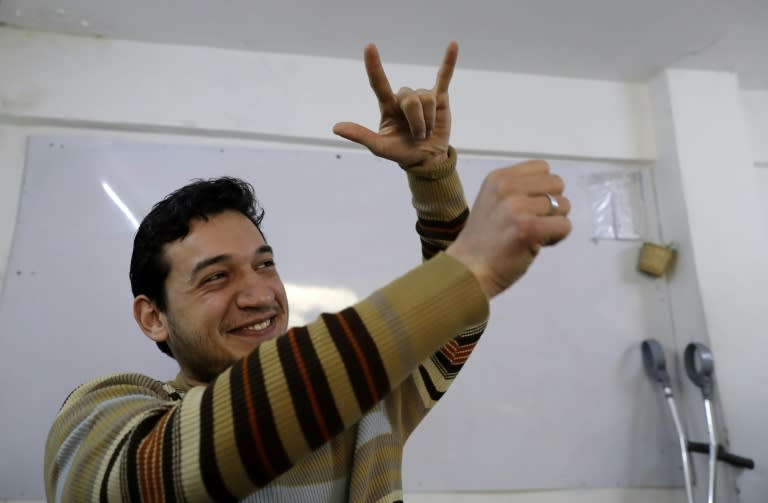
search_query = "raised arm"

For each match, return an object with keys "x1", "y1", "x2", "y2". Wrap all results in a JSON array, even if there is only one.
[
  {"x1": 44, "y1": 254, "x2": 488, "y2": 502},
  {"x1": 335, "y1": 42, "x2": 486, "y2": 426}
]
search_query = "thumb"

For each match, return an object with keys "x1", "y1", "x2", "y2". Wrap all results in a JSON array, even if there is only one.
[{"x1": 333, "y1": 122, "x2": 381, "y2": 154}]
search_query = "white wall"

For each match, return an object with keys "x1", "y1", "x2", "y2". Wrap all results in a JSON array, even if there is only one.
[
  {"x1": 3, "y1": 26, "x2": 767, "y2": 502},
  {"x1": 743, "y1": 90, "x2": 768, "y2": 166}
]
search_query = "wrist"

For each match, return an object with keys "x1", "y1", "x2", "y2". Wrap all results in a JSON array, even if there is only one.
[{"x1": 402, "y1": 146, "x2": 456, "y2": 180}]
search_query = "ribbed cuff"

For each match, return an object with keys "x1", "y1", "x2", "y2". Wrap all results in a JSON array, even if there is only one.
[
  {"x1": 403, "y1": 146, "x2": 457, "y2": 180},
  {"x1": 406, "y1": 146, "x2": 466, "y2": 222}
]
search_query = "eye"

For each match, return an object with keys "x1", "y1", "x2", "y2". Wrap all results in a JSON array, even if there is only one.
[
  {"x1": 258, "y1": 259, "x2": 276, "y2": 269},
  {"x1": 202, "y1": 272, "x2": 227, "y2": 284}
]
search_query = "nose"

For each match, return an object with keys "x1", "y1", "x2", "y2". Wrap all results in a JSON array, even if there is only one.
[{"x1": 235, "y1": 272, "x2": 275, "y2": 310}]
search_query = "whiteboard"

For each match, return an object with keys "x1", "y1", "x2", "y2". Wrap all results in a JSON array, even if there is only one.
[{"x1": 0, "y1": 136, "x2": 682, "y2": 498}]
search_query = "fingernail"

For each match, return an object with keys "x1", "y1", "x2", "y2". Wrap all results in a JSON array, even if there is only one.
[{"x1": 417, "y1": 132, "x2": 426, "y2": 140}]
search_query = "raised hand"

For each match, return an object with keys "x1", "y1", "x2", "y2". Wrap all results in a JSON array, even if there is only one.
[{"x1": 333, "y1": 42, "x2": 458, "y2": 167}]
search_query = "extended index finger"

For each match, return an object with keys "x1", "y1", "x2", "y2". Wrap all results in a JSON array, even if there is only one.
[
  {"x1": 434, "y1": 41, "x2": 459, "y2": 94},
  {"x1": 364, "y1": 44, "x2": 396, "y2": 108}
]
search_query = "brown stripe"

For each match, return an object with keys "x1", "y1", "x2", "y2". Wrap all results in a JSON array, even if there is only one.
[
  {"x1": 289, "y1": 330, "x2": 331, "y2": 441},
  {"x1": 336, "y1": 312, "x2": 380, "y2": 403},
  {"x1": 126, "y1": 417, "x2": 162, "y2": 502},
  {"x1": 416, "y1": 209, "x2": 469, "y2": 241},
  {"x1": 151, "y1": 413, "x2": 167, "y2": 501},
  {"x1": 137, "y1": 420, "x2": 157, "y2": 501},
  {"x1": 231, "y1": 348, "x2": 291, "y2": 487},
  {"x1": 141, "y1": 411, "x2": 170, "y2": 502},
  {"x1": 339, "y1": 308, "x2": 390, "y2": 401},
  {"x1": 276, "y1": 328, "x2": 326, "y2": 449},
  {"x1": 240, "y1": 357, "x2": 277, "y2": 479}
]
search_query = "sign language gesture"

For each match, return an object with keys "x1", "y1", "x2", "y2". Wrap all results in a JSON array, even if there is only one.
[{"x1": 333, "y1": 42, "x2": 458, "y2": 167}]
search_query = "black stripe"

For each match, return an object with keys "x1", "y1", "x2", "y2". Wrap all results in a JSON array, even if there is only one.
[
  {"x1": 276, "y1": 328, "x2": 326, "y2": 449},
  {"x1": 200, "y1": 384, "x2": 236, "y2": 502},
  {"x1": 161, "y1": 407, "x2": 180, "y2": 502},
  {"x1": 420, "y1": 238, "x2": 443, "y2": 259},
  {"x1": 293, "y1": 326, "x2": 345, "y2": 439},
  {"x1": 339, "y1": 308, "x2": 390, "y2": 402},
  {"x1": 418, "y1": 208, "x2": 469, "y2": 229},
  {"x1": 231, "y1": 349, "x2": 291, "y2": 486},
  {"x1": 416, "y1": 209, "x2": 469, "y2": 240},
  {"x1": 125, "y1": 417, "x2": 157, "y2": 502},
  {"x1": 322, "y1": 312, "x2": 375, "y2": 410},
  {"x1": 100, "y1": 434, "x2": 130, "y2": 502},
  {"x1": 455, "y1": 329, "x2": 484, "y2": 344},
  {"x1": 418, "y1": 365, "x2": 445, "y2": 402},
  {"x1": 433, "y1": 351, "x2": 467, "y2": 375},
  {"x1": 415, "y1": 225, "x2": 463, "y2": 241}
]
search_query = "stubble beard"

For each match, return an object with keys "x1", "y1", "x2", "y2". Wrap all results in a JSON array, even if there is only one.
[{"x1": 166, "y1": 312, "x2": 237, "y2": 385}]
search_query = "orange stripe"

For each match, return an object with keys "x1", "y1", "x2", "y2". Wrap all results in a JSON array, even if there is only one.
[
  {"x1": 336, "y1": 313, "x2": 380, "y2": 403},
  {"x1": 153, "y1": 413, "x2": 170, "y2": 501},
  {"x1": 137, "y1": 427, "x2": 151, "y2": 501},
  {"x1": 241, "y1": 356, "x2": 277, "y2": 478},
  {"x1": 288, "y1": 330, "x2": 331, "y2": 442},
  {"x1": 147, "y1": 417, "x2": 159, "y2": 502},
  {"x1": 441, "y1": 343, "x2": 476, "y2": 362},
  {"x1": 138, "y1": 412, "x2": 170, "y2": 502}
]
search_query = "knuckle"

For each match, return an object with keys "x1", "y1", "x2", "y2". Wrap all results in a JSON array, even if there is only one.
[
  {"x1": 401, "y1": 94, "x2": 421, "y2": 112},
  {"x1": 518, "y1": 159, "x2": 549, "y2": 172},
  {"x1": 419, "y1": 92, "x2": 436, "y2": 106},
  {"x1": 485, "y1": 169, "x2": 506, "y2": 189}
]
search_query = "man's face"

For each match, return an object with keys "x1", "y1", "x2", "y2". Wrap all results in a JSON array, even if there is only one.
[{"x1": 160, "y1": 210, "x2": 289, "y2": 384}]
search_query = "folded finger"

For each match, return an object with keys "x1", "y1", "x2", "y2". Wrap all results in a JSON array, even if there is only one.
[
  {"x1": 533, "y1": 215, "x2": 572, "y2": 246},
  {"x1": 531, "y1": 194, "x2": 571, "y2": 217},
  {"x1": 417, "y1": 89, "x2": 437, "y2": 136},
  {"x1": 398, "y1": 87, "x2": 427, "y2": 139}
]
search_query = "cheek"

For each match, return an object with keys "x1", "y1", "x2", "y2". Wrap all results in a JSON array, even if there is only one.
[
  {"x1": 273, "y1": 280, "x2": 289, "y2": 308},
  {"x1": 197, "y1": 291, "x2": 237, "y2": 325}
]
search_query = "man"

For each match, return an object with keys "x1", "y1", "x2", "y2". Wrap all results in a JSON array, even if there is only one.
[{"x1": 44, "y1": 42, "x2": 571, "y2": 502}]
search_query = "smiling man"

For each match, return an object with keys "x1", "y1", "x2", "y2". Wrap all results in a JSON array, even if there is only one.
[
  {"x1": 131, "y1": 184, "x2": 290, "y2": 386},
  {"x1": 44, "y1": 42, "x2": 571, "y2": 502}
]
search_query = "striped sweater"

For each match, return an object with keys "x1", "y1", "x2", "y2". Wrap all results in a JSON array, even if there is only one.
[{"x1": 44, "y1": 147, "x2": 489, "y2": 502}]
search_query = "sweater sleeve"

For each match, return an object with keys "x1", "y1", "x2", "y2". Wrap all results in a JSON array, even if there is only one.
[
  {"x1": 43, "y1": 253, "x2": 488, "y2": 502},
  {"x1": 395, "y1": 147, "x2": 489, "y2": 437}
]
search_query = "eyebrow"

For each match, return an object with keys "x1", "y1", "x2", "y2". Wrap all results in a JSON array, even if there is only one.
[{"x1": 189, "y1": 245, "x2": 273, "y2": 282}]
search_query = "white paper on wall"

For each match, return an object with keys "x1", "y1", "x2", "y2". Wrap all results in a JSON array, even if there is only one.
[{"x1": 587, "y1": 171, "x2": 646, "y2": 240}]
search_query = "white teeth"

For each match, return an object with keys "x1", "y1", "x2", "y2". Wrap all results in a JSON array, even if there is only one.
[{"x1": 245, "y1": 319, "x2": 272, "y2": 331}]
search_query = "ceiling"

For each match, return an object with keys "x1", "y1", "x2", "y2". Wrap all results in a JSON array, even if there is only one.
[{"x1": 1, "y1": 0, "x2": 767, "y2": 90}]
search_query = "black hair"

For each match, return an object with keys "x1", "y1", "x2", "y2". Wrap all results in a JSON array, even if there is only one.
[{"x1": 129, "y1": 177, "x2": 265, "y2": 358}]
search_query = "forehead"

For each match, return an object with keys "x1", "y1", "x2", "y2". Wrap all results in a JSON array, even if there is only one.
[{"x1": 163, "y1": 210, "x2": 266, "y2": 274}]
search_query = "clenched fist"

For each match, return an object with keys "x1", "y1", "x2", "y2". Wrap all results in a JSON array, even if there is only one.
[{"x1": 447, "y1": 161, "x2": 572, "y2": 299}]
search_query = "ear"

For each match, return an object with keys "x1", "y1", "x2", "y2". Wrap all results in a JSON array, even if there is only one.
[{"x1": 133, "y1": 295, "x2": 169, "y2": 344}]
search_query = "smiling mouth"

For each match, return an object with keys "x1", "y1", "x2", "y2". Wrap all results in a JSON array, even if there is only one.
[
  {"x1": 245, "y1": 318, "x2": 272, "y2": 331},
  {"x1": 230, "y1": 316, "x2": 276, "y2": 337}
]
